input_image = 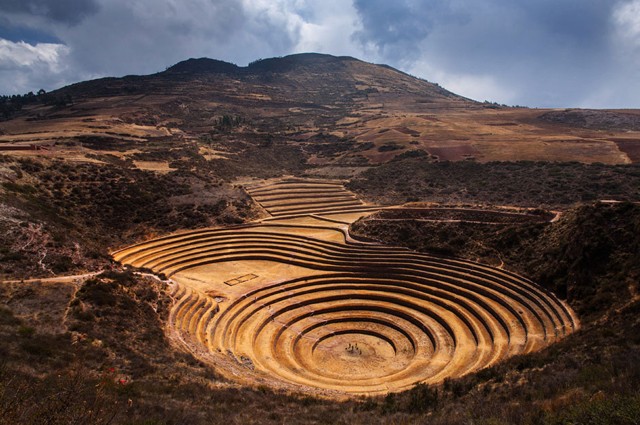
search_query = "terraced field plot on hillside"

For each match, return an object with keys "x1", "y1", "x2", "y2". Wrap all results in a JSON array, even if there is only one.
[
  {"x1": 245, "y1": 178, "x2": 380, "y2": 218},
  {"x1": 112, "y1": 178, "x2": 578, "y2": 396}
]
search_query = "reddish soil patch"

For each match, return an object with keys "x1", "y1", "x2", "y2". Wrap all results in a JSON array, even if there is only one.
[
  {"x1": 394, "y1": 127, "x2": 421, "y2": 136},
  {"x1": 427, "y1": 145, "x2": 479, "y2": 161},
  {"x1": 613, "y1": 140, "x2": 640, "y2": 163},
  {"x1": 363, "y1": 148, "x2": 405, "y2": 164}
]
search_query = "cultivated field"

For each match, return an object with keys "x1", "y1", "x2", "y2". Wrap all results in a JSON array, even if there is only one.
[{"x1": 112, "y1": 178, "x2": 578, "y2": 396}]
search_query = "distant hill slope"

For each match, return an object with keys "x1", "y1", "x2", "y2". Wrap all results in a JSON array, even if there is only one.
[
  {"x1": 1, "y1": 53, "x2": 639, "y2": 165},
  {"x1": 58, "y1": 53, "x2": 468, "y2": 106}
]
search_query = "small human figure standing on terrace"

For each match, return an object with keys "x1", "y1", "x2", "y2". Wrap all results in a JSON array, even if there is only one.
[{"x1": 346, "y1": 343, "x2": 362, "y2": 355}]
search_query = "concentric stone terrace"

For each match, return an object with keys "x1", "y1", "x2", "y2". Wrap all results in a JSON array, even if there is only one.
[
  {"x1": 244, "y1": 178, "x2": 379, "y2": 218},
  {"x1": 112, "y1": 178, "x2": 578, "y2": 395}
]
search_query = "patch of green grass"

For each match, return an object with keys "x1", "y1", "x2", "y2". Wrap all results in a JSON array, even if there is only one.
[
  {"x1": 17, "y1": 325, "x2": 35, "y2": 338},
  {"x1": 547, "y1": 393, "x2": 640, "y2": 425}
]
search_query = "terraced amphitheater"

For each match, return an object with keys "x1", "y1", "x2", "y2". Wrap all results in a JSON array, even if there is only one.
[
  {"x1": 112, "y1": 178, "x2": 578, "y2": 396},
  {"x1": 245, "y1": 177, "x2": 380, "y2": 218}
]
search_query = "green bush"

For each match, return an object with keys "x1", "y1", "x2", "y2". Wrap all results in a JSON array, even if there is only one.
[{"x1": 17, "y1": 326, "x2": 35, "y2": 338}]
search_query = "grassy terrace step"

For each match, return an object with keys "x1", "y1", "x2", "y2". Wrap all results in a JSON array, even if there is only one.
[
  {"x1": 267, "y1": 199, "x2": 362, "y2": 216},
  {"x1": 210, "y1": 273, "x2": 528, "y2": 347},
  {"x1": 170, "y1": 282, "x2": 186, "y2": 299},
  {"x1": 142, "y1": 242, "x2": 567, "y2": 336},
  {"x1": 268, "y1": 205, "x2": 372, "y2": 217},
  {"x1": 112, "y1": 223, "x2": 359, "y2": 263},
  {"x1": 261, "y1": 206, "x2": 382, "y2": 220},
  {"x1": 119, "y1": 228, "x2": 574, "y2": 335},
  {"x1": 245, "y1": 178, "x2": 366, "y2": 217},
  {"x1": 252, "y1": 191, "x2": 353, "y2": 202},
  {"x1": 115, "y1": 231, "x2": 405, "y2": 271},
  {"x1": 246, "y1": 177, "x2": 345, "y2": 186},
  {"x1": 250, "y1": 189, "x2": 349, "y2": 200},
  {"x1": 258, "y1": 195, "x2": 360, "y2": 209},
  {"x1": 169, "y1": 285, "x2": 194, "y2": 331},
  {"x1": 185, "y1": 296, "x2": 208, "y2": 334},
  {"x1": 119, "y1": 225, "x2": 573, "y2": 338},
  {"x1": 244, "y1": 179, "x2": 345, "y2": 190},
  {"x1": 176, "y1": 291, "x2": 200, "y2": 333},
  {"x1": 206, "y1": 274, "x2": 534, "y2": 392},
  {"x1": 197, "y1": 299, "x2": 218, "y2": 344},
  {"x1": 169, "y1": 283, "x2": 219, "y2": 346},
  {"x1": 254, "y1": 197, "x2": 363, "y2": 211},
  {"x1": 227, "y1": 300, "x2": 457, "y2": 389},
  {"x1": 247, "y1": 183, "x2": 346, "y2": 196}
]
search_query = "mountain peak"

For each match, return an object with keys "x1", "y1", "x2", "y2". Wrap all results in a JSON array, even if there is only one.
[
  {"x1": 247, "y1": 53, "x2": 357, "y2": 72},
  {"x1": 164, "y1": 58, "x2": 240, "y2": 75},
  {"x1": 164, "y1": 53, "x2": 359, "y2": 76}
]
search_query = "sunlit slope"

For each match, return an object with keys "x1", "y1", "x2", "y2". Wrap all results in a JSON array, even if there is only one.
[{"x1": 112, "y1": 179, "x2": 578, "y2": 395}]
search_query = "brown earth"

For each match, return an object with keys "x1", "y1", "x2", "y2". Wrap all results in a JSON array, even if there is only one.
[
  {"x1": 1, "y1": 54, "x2": 639, "y2": 172},
  {"x1": 112, "y1": 178, "x2": 577, "y2": 396},
  {"x1": 0, "y1": 53, "x2": 639, "y2": 423}
]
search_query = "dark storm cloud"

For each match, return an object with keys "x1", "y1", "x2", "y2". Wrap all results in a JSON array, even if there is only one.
[
  {"x1": 353, "y1": 0, "x2": 631, "y2": 107},
  {"x1": 56, "y1": 0, "x2": 298, "y2": 78},
  {"x1": 0, "y1": 17, "x2": 61, "y2": 43},
  {"x1": 0, "y1": 0, "x2": 304, "y2": 95},
  {"x1": 353, "y1": 0, "x2": 614, "y2": 60},
  {"x1": 0, "y1": 0, "x2": 637, "y2": 107},
  {"x1": 353, "y1": 0, "x2": 467, "y2": 58},
  {"x1": 519, "y1": 0, "x2": 611, "y2": 42},
  {"x1": 0, "y1": 0, "x2": 99, "y2": 25}
]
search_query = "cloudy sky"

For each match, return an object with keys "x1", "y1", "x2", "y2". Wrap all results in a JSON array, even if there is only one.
[{"x1": 1, "y1": 0, "x2": 639, "y2": 108}]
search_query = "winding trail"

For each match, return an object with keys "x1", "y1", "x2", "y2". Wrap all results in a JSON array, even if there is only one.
[{"x1": 0, "y1": 271, "x2": 104, "y2": 285}]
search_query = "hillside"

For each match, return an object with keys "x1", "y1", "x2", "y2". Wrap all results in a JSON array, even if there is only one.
[
  {"x1": 1, "y1": 53, "x2": 639, "y2": 170},
  {"x1": 1, "y1": 202, "x2": 637, "y2": 424},
  {"x1": 1, "y1": 53, "x2": 639, "y2": 424}
]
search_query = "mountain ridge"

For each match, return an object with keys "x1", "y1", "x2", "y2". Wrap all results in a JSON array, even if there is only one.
[
  {"x1": 54, "y1": 52, "x2": 468, "y2": 104},
  {"x1": 164, "y1": 53, "x2": 361, "y2": 75},
  {"x1": 2, "y1": 52, "x2": 639, "y2": 165}
]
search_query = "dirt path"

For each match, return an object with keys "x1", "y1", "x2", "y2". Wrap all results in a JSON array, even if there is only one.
[{"x1": 0, "y1": 270, "x2": 104, "y2": 285}]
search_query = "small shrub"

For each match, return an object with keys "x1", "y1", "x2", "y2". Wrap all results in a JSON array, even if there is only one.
[
  {"x1": 405, "y1": 383, "x2": 438, "y2": 413},
  {"x1": 78, "y1": 279, "x2": 117, "y2": 307},
  {"x1": 17, "y1": 325, "x2": 35, "y2": 338},
  {"x1": 0, "y1": 307, "x2": 20, "y2": 326}
]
